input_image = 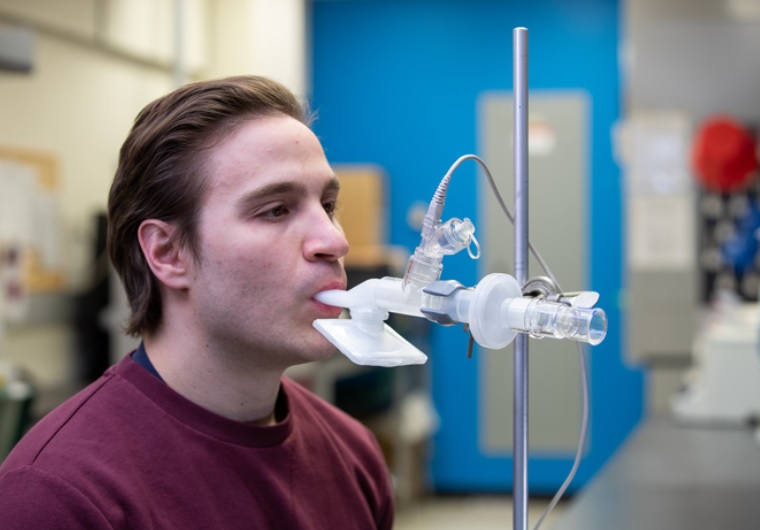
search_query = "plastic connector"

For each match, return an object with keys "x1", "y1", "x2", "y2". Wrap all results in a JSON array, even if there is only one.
[
  {"x1": 429, "y1": 218, "x2": 478, "y2": 257},
  {"x1": 403, "y1": 217, "x2": 479, "y2": 291},
  {"x1": 502, "y1": 297, "x2": 607, "y2": 346}
]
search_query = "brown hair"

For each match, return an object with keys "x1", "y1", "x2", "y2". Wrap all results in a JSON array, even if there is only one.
[{"x1": 108, "y1": 75, "x2": 309, "y2": 337}]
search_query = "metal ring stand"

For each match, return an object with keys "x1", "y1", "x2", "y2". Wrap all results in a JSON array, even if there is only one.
[{"x1": 512, "y1": 26, "x2": 530, "y2": 530}]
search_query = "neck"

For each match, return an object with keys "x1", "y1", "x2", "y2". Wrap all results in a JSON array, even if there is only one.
[{"x1": 143, "y1": 327, "x2": 285, "y2": 425}]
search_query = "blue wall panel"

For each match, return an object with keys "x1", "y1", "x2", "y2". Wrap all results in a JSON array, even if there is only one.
[{"x1": 311, "y1": 0, "x2": 643, "y2": 493}]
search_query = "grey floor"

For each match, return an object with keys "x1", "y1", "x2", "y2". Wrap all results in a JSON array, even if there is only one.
[{"x1": 394, "y1": 496, "x2": 565, "y2": 529}]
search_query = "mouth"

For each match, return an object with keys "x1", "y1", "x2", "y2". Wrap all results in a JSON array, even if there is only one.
[{"x1": 312, "y1": 281, "x2": 347, "y2": 318}]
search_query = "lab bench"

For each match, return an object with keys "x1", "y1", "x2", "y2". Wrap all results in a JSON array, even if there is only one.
[{"x1": 548, "y1": 417, "x2": 760, "y2": 529}]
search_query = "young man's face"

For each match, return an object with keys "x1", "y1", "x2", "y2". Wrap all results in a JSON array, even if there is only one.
[{"x1": 188, "y1": 114, "x2": 349, "y2": 367}]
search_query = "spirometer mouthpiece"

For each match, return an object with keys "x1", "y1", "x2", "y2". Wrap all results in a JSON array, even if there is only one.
[{"x1": 313, "y1": 280, "x2": 428, "y2": 367}]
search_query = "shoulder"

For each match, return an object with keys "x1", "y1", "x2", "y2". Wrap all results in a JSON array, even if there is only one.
[
  {"x1": 0, "y1": 459, "x2": 111, "y2": 527},
  {"x1": 0, "y1": 356, "x2": 145, "y2": 488},
  {"x1": 1, "y1": 373, "x2": 114, "y2": 469},
  {"x1": 0, "y1": 356, "x2": 165, "y2": 528}
]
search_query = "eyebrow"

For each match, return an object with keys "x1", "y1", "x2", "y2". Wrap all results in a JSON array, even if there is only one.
[{"x1": 236, "y1": 176, "x2": 340, "y2": 211}]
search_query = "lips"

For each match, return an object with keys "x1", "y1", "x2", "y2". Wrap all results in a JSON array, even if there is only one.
[
  {"x1": 312, "y1": 281, "x2": 347, "y2": 317},
  {"x1": 312, "y1": 298, "x2": 344, "y2": 318},
  {"x1": 317, "y1": 280, "x2": 346, "y2": 293}
]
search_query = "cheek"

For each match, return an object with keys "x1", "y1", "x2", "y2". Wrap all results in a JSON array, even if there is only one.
[
  {"x1": 227, "y1": 254, "x2": 280, "y2": 288},
  {"x1": 201, "y1": 229, "x2": 294, "y2": 283}
]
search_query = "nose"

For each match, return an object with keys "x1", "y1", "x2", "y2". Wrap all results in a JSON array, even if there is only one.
[{"x1": 303, "y1": 208, "x2": 350, "y2": 262}]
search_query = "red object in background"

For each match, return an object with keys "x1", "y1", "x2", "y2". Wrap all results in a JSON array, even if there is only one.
[{"x1": 692, "y1": 116, "x2": 758, "y2": 193}]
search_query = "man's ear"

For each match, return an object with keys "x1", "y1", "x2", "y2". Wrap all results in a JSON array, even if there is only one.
[{"x1": 138, "y1": 219, "x2": 192, "y2": 290}]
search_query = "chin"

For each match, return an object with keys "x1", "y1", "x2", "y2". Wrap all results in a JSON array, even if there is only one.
[
  {"x1": 289, "y1": 334, "x2": 339, "y2": 365},
  {"x1": 311, "y1": 339, "x2": 340, "y2": 361}
]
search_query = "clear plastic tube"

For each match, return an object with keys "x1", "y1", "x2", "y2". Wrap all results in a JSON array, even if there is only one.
[
  {"x1": 403, "y1": 253, "x2": 443, "y2": 291},
  {"x1": 503, "y1": 297, "x2": 607, "y2": 345}
]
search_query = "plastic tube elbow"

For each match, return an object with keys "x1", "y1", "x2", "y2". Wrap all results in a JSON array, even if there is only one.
[{"x1": 403, "y1": 218, "x2": 479, "y2": 291}]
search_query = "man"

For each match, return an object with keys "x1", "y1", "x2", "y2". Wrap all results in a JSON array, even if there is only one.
[{"x1": 0, "y1": 76, "x2": 395, "y2": 529}]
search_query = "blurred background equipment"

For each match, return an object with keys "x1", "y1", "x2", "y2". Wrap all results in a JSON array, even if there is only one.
[
  {"x1": 691, "y1": 116, "x2": 758, "y2": 194},
  {"x1": 671, "y1": 114, "x2": 760, "y2": 426},
  {"x1": 0, "y1": 360, "x2": 34, "y2": 462},
  {"x1": 0, "y1": 25, "x2": 34, "y2": 73}
]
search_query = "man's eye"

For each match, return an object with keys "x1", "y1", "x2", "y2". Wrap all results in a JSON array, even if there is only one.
[
  {"x1": 263, "y1": 205, "x2": 289, "y2": 219},
  {"x1": 323, "y1": 201, "x2": 337, "y2": 217}
]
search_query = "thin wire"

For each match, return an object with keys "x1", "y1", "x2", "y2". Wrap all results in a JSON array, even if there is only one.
[
  {"x1": 445, "y1": 154, "x2": 590, "y2": 530},
  {"x1": 446, "y1": 155, "x2": 559, "y2": 287},
  {"x1": 532, "y1": 341, "x2": 589, "y2": 530}
]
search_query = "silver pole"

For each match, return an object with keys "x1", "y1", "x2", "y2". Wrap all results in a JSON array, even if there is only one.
[{"x1": 513, "y1": 26, "x2": 529, "y2": 530}]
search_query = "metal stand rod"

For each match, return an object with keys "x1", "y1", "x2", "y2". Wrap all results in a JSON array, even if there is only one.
[{"x1": 512, "y1": 26, "x2": 529, "y2": 530}]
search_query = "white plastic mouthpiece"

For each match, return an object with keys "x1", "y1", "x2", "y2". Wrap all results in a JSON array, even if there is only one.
[
  {"x1": 315, "y1": 289, "x2": 359, "y2": 307},
  {"x1": 313, "y1": 282, "x2": 428, "y2": 367}
]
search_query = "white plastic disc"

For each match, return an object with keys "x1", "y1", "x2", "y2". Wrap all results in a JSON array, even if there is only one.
[{"x1": 468, "y1": 273, "x2": 522, "y2": 349}]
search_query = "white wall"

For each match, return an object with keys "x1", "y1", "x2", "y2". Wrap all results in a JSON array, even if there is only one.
[{"x1": 208, "y1": 0, "x2": 307, "y2": 95}]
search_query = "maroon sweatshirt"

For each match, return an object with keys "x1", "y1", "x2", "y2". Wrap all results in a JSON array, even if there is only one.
[{"x1": 0, "y1": 354, "x2": 394, "y2": 529}]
